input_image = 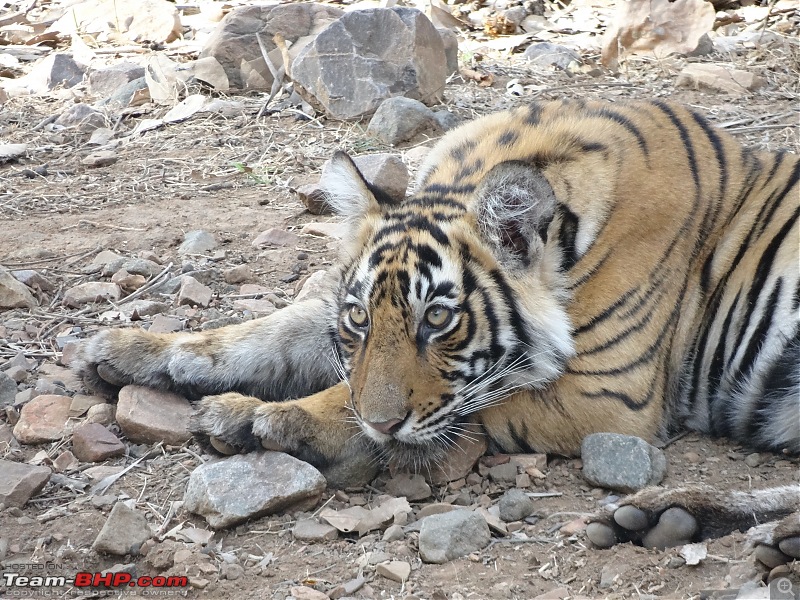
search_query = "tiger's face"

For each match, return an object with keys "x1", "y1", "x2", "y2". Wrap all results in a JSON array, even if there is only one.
[{"x1": 325, "y1": 152, "x2": 575, "y2": 466}]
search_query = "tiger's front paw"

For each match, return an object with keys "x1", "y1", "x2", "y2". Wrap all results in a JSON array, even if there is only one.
[
  {"x1": 190, "y1": 388, "x2": 379, "y2": 489},
  {"x1": 190, "y1": 393, "x2": 299, "y2": 456}
]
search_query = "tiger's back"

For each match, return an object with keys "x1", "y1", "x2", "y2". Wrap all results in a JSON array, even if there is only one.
[{"x1": 412, "y1": 99, "x2": 799, "y2": 454}]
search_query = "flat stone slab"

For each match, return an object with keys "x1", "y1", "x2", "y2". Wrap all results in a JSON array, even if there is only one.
[
  {"x1": 184, "y1": 452, "x2": 326, "y2": 529},
  {"x1": 0, "y1": 459, "x2": 51, "y2": 507},
  {"x1": 116, "y1": 385, "x2": 193, "y2": 446},
  {"x1": 72, "y1": 423, "x2": 126, "y2": 462},
  {"x1": 13, "y1": 395, "x2": 72, "y2": 444}
]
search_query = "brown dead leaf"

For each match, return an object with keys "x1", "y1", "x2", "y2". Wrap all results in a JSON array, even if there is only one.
[
  {"x1": 601, "y1": 0, "x2": 716, "y2": 69},
  {"x1": 460, "y1": 68, "x2": 494, "y2": 87}
]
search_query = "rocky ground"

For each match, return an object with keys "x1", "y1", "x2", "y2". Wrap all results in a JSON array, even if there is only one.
[{"x1": 1, "y1": 0, "x2": 799, "y2": 599}]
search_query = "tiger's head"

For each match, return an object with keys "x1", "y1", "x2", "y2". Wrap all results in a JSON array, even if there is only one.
[{"x1": 324, "y1": 151, "x2": 575, "y2": 467}]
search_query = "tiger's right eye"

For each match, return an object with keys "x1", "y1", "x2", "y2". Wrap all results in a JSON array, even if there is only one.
[{"x1": 348, "y1": 305, "x2": 369, "y2": 328}]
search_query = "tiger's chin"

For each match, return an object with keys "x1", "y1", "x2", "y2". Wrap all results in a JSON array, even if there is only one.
[{"x1": 382, "y1": 438, "x2": 452, "y2": 474}]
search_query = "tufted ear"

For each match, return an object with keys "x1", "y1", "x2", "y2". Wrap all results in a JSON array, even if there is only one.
[
  {"x1": 474, "y1": 161, "x2": 557, "y2": 269},
  {"x1": 321, "y1": 152, "x2": 395, "y2": 222}
]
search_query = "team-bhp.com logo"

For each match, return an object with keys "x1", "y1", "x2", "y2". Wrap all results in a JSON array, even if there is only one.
[{"x1": 3, "y1": 571, "x2": 188, "y2": 590}]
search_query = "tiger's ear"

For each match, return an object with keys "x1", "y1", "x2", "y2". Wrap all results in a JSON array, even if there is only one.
[
  {"x1": 321, "y1": 152, "x2": 393, "y2": 222},
  {"x1": 474, "y1": 161, "x2": 557, "y2": 269}
]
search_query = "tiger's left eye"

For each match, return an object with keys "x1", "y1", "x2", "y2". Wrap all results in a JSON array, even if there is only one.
[{"x1": 424, "y1": 306, "x2": 453, "y2": 329}]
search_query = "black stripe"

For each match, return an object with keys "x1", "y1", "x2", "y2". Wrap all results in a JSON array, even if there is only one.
[
  {"x1": 487, "y1": 268, "x2": 532, "y2": 349},
  {"x1": 728, "y1": 206, "x2": 800, "y2": 368},
  {"x1": 747, "y1": 328, "x2": 800, "y2": 442},
  {"x1": 582, "y1": 386, "x2": 654, "y2": 411},
  {"x1": 592, "y1": 107, "x2": 650, "y2": 157},
  {"x1": 557, "y1": 205, "x2": 580, "y2": 271},
  {"x1": 507, "y1": 421, "x2": 534, "y2": 453},
  {"x1": 569, "y1": 302, "x2": 680, "y2": 376},
  {"x1": 400, "y1": 197, "x2": 467, "y2": 212},
  {"x1": 573, "y1": 288, "x2": 637, "y2": 335},
  {"x1": 757, "y1": 156, "x2": 799, "y2": 237},
  {"x1": 414, "y1": 243, "x2": 443, "y2": 269},
  {"x1": 706, "y1": 290, "x2": 740, "y2": 437},
  {"x1": 525, "y1": 103, "x2": 543, "y2": 125},
  {"x1": 422, "y1": 183, "x2": 476, "y2": 196},
  {"x1": 689, "y1": 110, "x2": 728, "y2": 200},
  {"x1": 737, "y1": 278, "x2": 782, "y2": 381}
]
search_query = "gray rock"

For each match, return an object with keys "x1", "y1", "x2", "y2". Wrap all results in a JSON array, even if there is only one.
[
  {"x1": 0, "y1": 265, "x2": 37, "y2": 309},
  {"x1": 81, "y1": 150, "x2": 117, "y2": 167},
  {"x1": 433, "y1": 109, "x2": 462, "y2": 131},
  {"x1": 376, "y1": 560, "x2": 411, "y2": 583},
  {"x1": 116, "y1": 385, "x2": 192, "y2": 446},
  {"x1": 86, "y1": 402, "x2": 116, "y2": 426},
  {"x1": 178, "y1": 276, "x2": 213, "y2": 308},
  {"x1": 69, "y1": 394, "x2": 106, "y2": 417},
  {"x1": 418, "y1": 509, "x2": 491, "y2": 563},
  {"x1": 92, "y1": 502, "x2": 151, "y2": 556},
  {"x1": 367, "y1": 97, "x2": 440, "y2": 145},
  {"x1": 223, "y1": 265, "x2": 251, "y2": 284},
  {"x1": 4, "y1": 366, "x2": 26, "y2": 383},
  {"x1": 498, "y1": 488, "x2": 535, "y2": 522},
  {"x1": 293, "y1": 8, "x2": 446, "y2": 120},
  {"x1": 55, "y1": 103, "x2": 106, "y2": 131},
  {"x1": 252, "y1": 228, "x2": 298, "y2": 248},
  {"x1": 179, "y1": 231, "x2": 217, "y2": 255},
  {"x1": 92, "y1": 249, "x2": 123, "y2": 266},
  {"x1": 488, "y1": 461, "x2": 517, "y2": 484},
  {"x1": 63, "y1": 282, "x2": 121, "y2": 307},
  {"x1": 200, "y1": 3, "x2": 343, "y2": 90},
  {"x1": 0, "y1": 459, "x2": 51, "y2": 508},
  {"x1": 118, "y1": 258, "x2": 161, "y2": 277},
  {"x1": 320, "y1": 153, "x2": 409, "y2": 203},
  {"x1": 438, "y1": 27, "x2": 459, "y2": 75},
  {"x1": 385, "y1": 473, "x2": 432, "y2": 501},
  {"x1": 147, "y1": 315, "x2": 183, "y2": 334},
  {"x1": 523, "y1": 43, "x2": 582, "y2": 70},
  {"x1": 27, "y1": 53, "x2": 86, "y2": 91},
  {"x1": 581, "y1": 433, "x2": 667, "y2": 493},
  {"x1": 382, "y1": 524, "x2": 405, "y2": 541},
  {"x1": 0, "y1": 371, "x2": 16, "y2": 408},
  {"x1": 14, "y1": 388, "x2": 38, "y2": 407},
  {"x1": 88, "y1": 62, "x2": 146, "y2": 97},
  {"x1": 120, "y1": 299, "x2": 168, "y2": 318},
  {"x1": 184, "y1": 452, "x2": 326, "y2": 529},
  {"x1": 11, "y1": 270, "x2": 55, "y2": 292},
  {"x1": 295, "y1": 183, "x2": 330, "y2": 215},
  {"x1": 99, "y1": 76, "x2": 148, "y2": 108}
]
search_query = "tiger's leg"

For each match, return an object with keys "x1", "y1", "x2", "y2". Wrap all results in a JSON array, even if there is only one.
[
  {"x1": 586, "y1": 484, "x2": 800, "y2": 554},
  {"x1": 190, "y1": 383, "x2": 378, "y2": 488},
  {"x1": 73, "y1": 296, "x2": 339, "y2": 402}
]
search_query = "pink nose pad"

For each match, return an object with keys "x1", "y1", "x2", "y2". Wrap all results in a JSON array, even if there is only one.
[{"x1": 365, "y1": 417, "x2": 404, "y2": 435}]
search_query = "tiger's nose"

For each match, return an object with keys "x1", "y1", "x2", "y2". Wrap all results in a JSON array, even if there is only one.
[{"x1": 365, "y1": 416, "x2": 406, "y2": 435}]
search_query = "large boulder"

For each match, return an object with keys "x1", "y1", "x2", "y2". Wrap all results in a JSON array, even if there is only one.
[
  {"x1": 199, "y1": 3, "x2": 343, "y2": 90},
  {"x1": 292, "y1": 8, "x2": 447, "y2": 120}
]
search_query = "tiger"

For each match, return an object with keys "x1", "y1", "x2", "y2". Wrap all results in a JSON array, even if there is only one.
[{"x1": 74, "y1": 98, "x2": 799, "y2": 560}]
